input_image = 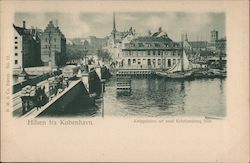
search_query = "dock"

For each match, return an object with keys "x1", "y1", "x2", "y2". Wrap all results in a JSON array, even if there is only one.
[
  {"x1": 116, "y1": 69, "x2": 155, "y2": 77},
  {"x1": 116, "y1": 75, "x2": 131, "y2": 91}
]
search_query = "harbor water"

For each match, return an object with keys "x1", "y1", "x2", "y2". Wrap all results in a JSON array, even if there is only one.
[{"x1": 48, "y1": 76, "x2": 226, "y2": 117}]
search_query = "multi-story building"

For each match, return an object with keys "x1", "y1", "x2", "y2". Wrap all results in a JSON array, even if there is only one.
[
  {"x1": 121, "y1": 31, "x2": 182, "y2": 69},
  {"x1": 88, "y1": 36, "x2": 107, "y2": 51},
  {"x1": 41, "y1": 21, "x2": 66, "y2": 68},
  {"x1": 207, "y1": 30, "x2": 219, "y2": 51},
  {"x1": 215, "y1": 38, "x2": 226, "y2": 57},
  {"x1": 13, "y1": 21, "x2": 42, "y2": 69},
  {"x1": 211, "y1": 30, "x2": 219, "y2": 43}
]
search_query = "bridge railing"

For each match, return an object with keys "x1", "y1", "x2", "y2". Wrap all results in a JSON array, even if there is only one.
[{"x1": 13, "y1": 70, "x2": 61, "y2": 94}]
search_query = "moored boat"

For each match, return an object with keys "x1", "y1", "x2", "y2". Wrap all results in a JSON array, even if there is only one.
[{"x1": 156, "y1": 49, "x2": 193, "y2": 79}]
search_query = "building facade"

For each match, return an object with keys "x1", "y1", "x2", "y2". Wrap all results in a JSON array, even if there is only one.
[
  {"x1": 13, "y1": 21, "x2": 42, "y2": 69},
  {"x1": 121, "y1": 33, "x2": 182, "y2": 69},
  {"x1": 215, "y1": 38, "x2": 226, "y2": 57},
  {"x1": 41, "y1": 21, "x2": 66, "y2": 68}
]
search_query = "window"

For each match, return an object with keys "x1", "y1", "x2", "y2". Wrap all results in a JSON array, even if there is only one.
[
  {"x1": 45, "y1": 38, "x2": 47, "y2": 42},
  {"x1": 15, "y1": 53, "x2": 18, "y2": 56},
  {"x1": 54, "y1": 38, "x2": 56, "y2": 42},
  {"x1": 15, "y1": 46, "x2": 18, "y2": 49},
  {"x1": 133, "y1": 59, "x2": 136, "y2": 63},
  {"x1": 158, "y1": 51, "x2": 161, "y2": 56},
  {"x1": 138, "y1": 59, "x2": 141, "y2": 65},
  {"x1": 14, "y1": 60, "x2": 18, "y2": 64},
  {"x1": 54, "y1": 45, "x2": 56, "y2": 48},
  {"x1": 14, "y1": 36, "x2": 18, "y2": 39},
  {"x1": 147, "y1": 51, "x2": 150, "y2": 55},
  {"x1": 152, "y1": 59, "x2": 156, "y2": 67},
  {"x1": 15, "y1": 41, "x2": 18, "y2": 44},
  {"x1": 128, "y1": 59, "x2": 131, "y2": 66},
  {"x1": 168, "y1": 59, "x2": 171, "y2": 67},
  {"x1": 147, "y1": 59, "x2": 151, "y2": 65},
  {"x1": 45, "y1": 45, "x2": 47, "y2": 48},
  {"x1": 158, "y1": 59, "x2": 161, "y2": 65},
  {"x1": 173, "y1": 59, "x2": 176, "y2": 65},
  {"x1": 153, "y1": 51, "x2": 155, "y2": 55},
  {"x1": 162, "y1": 59, "x2": 165, "y2": 66}
]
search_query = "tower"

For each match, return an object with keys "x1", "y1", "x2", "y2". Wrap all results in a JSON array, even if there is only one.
[
  {"x1": 185, "y1": 33, "x2": 188, "y2": 41},
  {"x1": 111, "y1": 12, "x2": 117, "y2": 43},
  {"x1": 211, "y1": 30, "x2": 218, "y2": 43}
]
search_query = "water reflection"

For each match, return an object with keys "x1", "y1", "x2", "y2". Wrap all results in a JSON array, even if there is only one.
[
  {"x1": 44, "y1": 76, "x2": 226, "y2": 117},
  {"x1": 104, "y1": 77, "x2": 226, "y2": 117}
]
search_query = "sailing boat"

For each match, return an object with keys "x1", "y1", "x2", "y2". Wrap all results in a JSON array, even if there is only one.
[{"x1": 156, "y1": 49, "x2": 193, "y2": 79}]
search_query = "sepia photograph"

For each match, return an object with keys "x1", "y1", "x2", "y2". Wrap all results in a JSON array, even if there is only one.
[{"x1": 12, "y1": 12, "x2": 226, "y2": 118}]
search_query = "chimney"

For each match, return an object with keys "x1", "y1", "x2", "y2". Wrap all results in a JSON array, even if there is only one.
[
  {"x1": 158, "y1": 27, "x2": 162, "y2": 33},
  {"x1": 148, "y1": 30, "x2": 151, "y2": 36},
  {"x1": 23, "y1": 21, "x2": 26, "y2": 28}
]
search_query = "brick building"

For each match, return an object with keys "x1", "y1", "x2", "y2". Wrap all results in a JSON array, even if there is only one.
[{"x1": 41, "y1": 21, "x2": 66, "y2": 68}]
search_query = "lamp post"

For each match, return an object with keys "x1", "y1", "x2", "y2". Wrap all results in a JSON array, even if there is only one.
[{"x1": 84, "y1": 46, "x2": 88, "y2": 65}]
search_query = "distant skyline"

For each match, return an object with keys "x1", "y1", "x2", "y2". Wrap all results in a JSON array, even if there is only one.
[{"x1": 15, "y1": 12, "x2": 225, "y2": 41}]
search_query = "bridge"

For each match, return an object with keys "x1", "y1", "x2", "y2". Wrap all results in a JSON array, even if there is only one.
[{"x1": 13, "y1": 66, "x2": 107, "y2": 118}]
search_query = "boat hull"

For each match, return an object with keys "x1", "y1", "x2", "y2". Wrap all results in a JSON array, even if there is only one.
[{"x1": 155, "y1": 71, "x2": 193, "y2": 79}]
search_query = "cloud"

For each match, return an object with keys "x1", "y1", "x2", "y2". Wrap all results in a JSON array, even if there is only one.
[
  {"x1": 59, "y1": 13, "x2": 90, "y2": 38},
  {"x1": 139, "y1": 13, "x2": 215, "y2": 41},
  {"x1": 15, "y1": 12, "x2": 225, "y2": 40},
  {"x1": 118, "y1": 13, "x2": 137, "y2": 21}
]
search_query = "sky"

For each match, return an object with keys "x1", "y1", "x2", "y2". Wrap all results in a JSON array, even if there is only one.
[{"x1": 15, "y1": 12, "x2": 225, "y2": 41}]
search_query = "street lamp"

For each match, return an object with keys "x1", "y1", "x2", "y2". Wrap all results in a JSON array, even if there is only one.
[{"x1": 83, "y1": 46, "x2": 88, "y2": 65}]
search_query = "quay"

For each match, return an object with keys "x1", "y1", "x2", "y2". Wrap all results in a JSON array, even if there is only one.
[{"x1": 114, "y1": 68, "x2": 226, "y2": 79}]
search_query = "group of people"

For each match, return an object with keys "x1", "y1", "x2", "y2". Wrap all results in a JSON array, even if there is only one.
[
  {"x1": 34, "y1": 86, "x2": 48, "y2": 110},
  {"x1": 20, "y1": 73, "x2": 73, "y2": 115},
  {"x1": 21, "y1": 85, "x2": 48, "y2": 114},
  {"x1": 48, "y1": 75, "x2": 69, "y2": 99}
]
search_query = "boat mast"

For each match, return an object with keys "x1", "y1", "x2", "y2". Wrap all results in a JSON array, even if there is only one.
[{"x1": 181, "y1": 34, "x2": 184, "y2": 72}]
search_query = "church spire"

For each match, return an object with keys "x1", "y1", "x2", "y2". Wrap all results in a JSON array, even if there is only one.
[
  {"x1": 112, "y1": 12, "x2": 117, "y2": 43},
  {"x1": 113, "y1": 12, "x2": 116, "y2": 32}
]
